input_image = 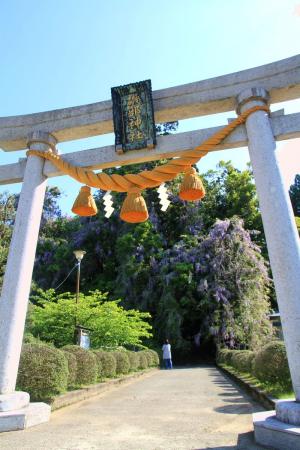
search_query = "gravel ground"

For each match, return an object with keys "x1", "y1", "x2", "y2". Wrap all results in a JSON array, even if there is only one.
[{"x1": 0, "y1": 366, "x2": 268, "y2": 450}]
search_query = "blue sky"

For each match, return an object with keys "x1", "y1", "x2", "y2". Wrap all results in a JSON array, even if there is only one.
[{"x1": 0, "y1": 0, "x2": 300, "y2": 213}]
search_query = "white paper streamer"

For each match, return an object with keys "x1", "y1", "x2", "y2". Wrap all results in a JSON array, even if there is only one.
[
  {"x1": 103, "y1": 191, "x2": 114, "y2": 218},
  {"x1": 157, "y1": 183, "x2": 170, "y2": 212}
]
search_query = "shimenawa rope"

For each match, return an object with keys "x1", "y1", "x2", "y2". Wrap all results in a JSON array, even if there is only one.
[{"x1": 26, "y1": 105, "x2": 269, "y2": 193}]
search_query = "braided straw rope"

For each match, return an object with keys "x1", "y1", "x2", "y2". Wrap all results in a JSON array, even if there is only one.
[{"x1": 26, "y1": 105, "x2": 269, "y2": 192}]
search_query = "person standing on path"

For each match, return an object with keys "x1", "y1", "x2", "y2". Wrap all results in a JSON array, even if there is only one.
[{"x1": 162, "y1": 339, "x2": 172, "y2": 369}]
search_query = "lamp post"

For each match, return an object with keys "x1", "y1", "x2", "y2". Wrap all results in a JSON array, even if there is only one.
[{"x1": 73, "y1": 250, "x2": 86, "y2": 344}]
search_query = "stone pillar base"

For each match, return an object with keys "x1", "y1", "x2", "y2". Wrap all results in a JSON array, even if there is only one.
[
  {"x1": 0, "y1": 403, "x2": 51, "y2": 432},
  {"x1": 0, "y1": 391, "x2": 29, "y2": 412},
  {"x1": 276, "y1": 400, "x2": 300, "y2": 425},
  {"x1": 253, "y1": 410, "x2": 300, "y2": 450}
]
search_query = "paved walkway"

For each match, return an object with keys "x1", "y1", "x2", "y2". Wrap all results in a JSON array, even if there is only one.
[{"x1": 0, "y1": 366, "x2": 267, "y2": 450}]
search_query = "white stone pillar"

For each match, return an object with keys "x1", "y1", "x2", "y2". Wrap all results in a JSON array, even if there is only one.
[
  {"x1": 237, "y1": 88, "x2": 300, "y2": 401},
  {"x1": 0, "y1": 132, "x2": 56, "y2": 400}
]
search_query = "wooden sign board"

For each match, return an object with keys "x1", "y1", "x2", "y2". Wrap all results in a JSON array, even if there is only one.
[{"x1": 111, "y1": 80, "x2": 156, "y2": 154}]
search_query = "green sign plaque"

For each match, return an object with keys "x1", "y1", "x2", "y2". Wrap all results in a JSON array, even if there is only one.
[{"x1": 111, "y1": 80, "x2": 156, "y2": 154}]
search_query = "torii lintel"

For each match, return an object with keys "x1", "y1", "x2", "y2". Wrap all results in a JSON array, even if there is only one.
[{"x1": 0, "y1": 54, "x2": 300, "y2": 152}]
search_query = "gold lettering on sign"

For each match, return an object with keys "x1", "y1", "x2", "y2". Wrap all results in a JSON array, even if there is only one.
[{"x1": 126, "y1": 93, "x2": 144, "y2": 142}]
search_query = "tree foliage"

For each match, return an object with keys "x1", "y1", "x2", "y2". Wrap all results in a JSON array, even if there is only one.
[
  {"x1": 28, "y1": 289, "x2": 152, "y2": 348},
  {"x1": 31, "y1": 162, "x2": 273, "y2": 352},
  {"x1": 0, "y1": 192, "x2": 17, "y2": 288},
  {"x1": 295, "y1": 216, "x2": 300, "y2": 235},
  {"x1": 289, "y1": 174, "x2": 300, "y2": 217},
  {"x1": 0, "y1": 160, "x2": 274, "y2": 357},
  {"x1": 116, "y1": 218, "x2": 272, "y2": 351},
  {"x1": 200, "y1": 162, "x2": 262, "y2": 232}
]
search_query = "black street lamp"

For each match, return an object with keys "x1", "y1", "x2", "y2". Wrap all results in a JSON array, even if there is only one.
[{"x1": 73, "y1": 250, "x2": 86, "y2": 344}]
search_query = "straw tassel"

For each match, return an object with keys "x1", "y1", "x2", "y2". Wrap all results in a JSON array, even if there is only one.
[
  {"x1": 120, "y1": 188, "x2": 148, "y2": 223},
  {"x1": 71, "y1": 185, "x2": 98, "y2": 216},
  {"x1": 179, "y1": 167, "x2": 205, "y2": 201}
]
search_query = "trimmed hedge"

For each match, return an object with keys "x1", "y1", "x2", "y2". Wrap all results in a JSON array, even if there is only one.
[
  {"x1": 217, "y1": 348, "x2": 234, "y2": 365},
  {"x1": 63, "y1": 345, "x2": 98, "y2": 385},
  {"x1": 217, "y1": 341, "x2": 292, "y2": 391},
  {"x1": 127, "y1": 351, "x2": 139, "y2": 371},
  {"x1": 62, "y1": 350, "x2": 77, "y2": 387},
  {"x1": 147, "y1": 349, "x2": 160, "y2": 366},
  {"x1": 17, "y1": 343, "x2": 68, "y2": 401},
  {"x1": 17, "y1": 344, "x2": 156, "y2": 402},
  {"x1": 92, "y1": 351, "x2": 104, "y2": 380},
  {"x1": 138, "y1": 351, "x2": 148, "y2": 370},
  {"x1": 112, "y1": 351, "x2": 130, "y2": 375},
  {"x1": 101, "y1": 351, "x2": 117, "y2": 378},
  {"x1": 252, "y1": 341, "x2": 292, "y2": 389},
  {"x1": 228, "y1": 350, "x2": 243, "y2": 369},
  {"x1": 143, "y1": 350, "x2": 153, "y2": 367},
  {"x1": 102, "y1": 351, "x2": 117, "y2": 378},
  {"x1": 93, "y1": 350, "x2": 117, "y2": 378},
  {"x1": 23, "y1": 332, "x2": 43, "y2": 344},
  {"x1": 231, "y1": 350, "x2": 255, "y2": 373}
]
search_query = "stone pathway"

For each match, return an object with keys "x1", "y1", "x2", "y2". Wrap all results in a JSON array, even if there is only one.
[{"x1": 0, "y1": 366, "x2": 268, "y2": 450}]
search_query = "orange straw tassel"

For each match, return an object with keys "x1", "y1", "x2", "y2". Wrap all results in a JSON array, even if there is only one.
[
  {"x1": 71, "y1": 186, "x2": 98, "y2": 216},
  {"x1": 179, "y1": 167, "x2": 206, "y2": 201},
  {"x1": 120, "y1": 188, "x2": 148, "y2": 223}
]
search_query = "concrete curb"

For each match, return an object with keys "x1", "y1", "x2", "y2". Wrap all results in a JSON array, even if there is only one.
[
  {"x1": 51, "y1": 368, "x2": 159, "y2": 411},
  {"x1": 216, "y1": 363, "x2": 276, "y2": 410}
]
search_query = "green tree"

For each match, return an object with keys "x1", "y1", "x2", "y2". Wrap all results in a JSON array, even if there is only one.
[
  {"x1": 295, "y1": 216, "x2": 300, "y2": 235},
  {"x1": 28, "y1": 289, "x2": 152, "y2": 348},
  {"x1": 40, "y1": 186, "x2": 62, "y2": 230},
  {"x1": 197, "y1": 218, "x2": 273, "y2": 350},
  {"x1": 33, "y1": 161, "x2": 266, "y2": 291},
  {"x1": 196, "y1": 219, "x2": 271, "y2": 350},
  {"x1": 112, "y1": 218, "x2": 272, "y2": 352},
  {"x1": 200, "y1": 161, "x2": 262, "y2": 232},
  {"x1": 33, "y1": 186, "x2": 87, "y2": 290},
  {"x1": 289, "y1": 174, "x2": 300, "y2": 216},
  {"x1": 28, "y1": 160, "x2": 273, "y2": 356},
  {"x1": 0, "y1": 192, "x2": 17, "y2": 288}
]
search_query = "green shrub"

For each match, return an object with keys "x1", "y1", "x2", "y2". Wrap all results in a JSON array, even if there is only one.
[
  {"x1": 239, "y1": 351, "x2": 255, "y2": 373},
  {"x1": 231, "y1": 350, "x2": 255, "y2": 373},
  {"x1": 141, "y1": 349, "x2": 160, "y2": 367},
  {"x1": 138, "y1": 351, "x2": 148, "y2": 370},
  {"x1": 92, "y1": 351, "x2": 104, "y2": 380},
  {"x1": 217, "y1": 348, "x2": 234, "y2": 365},
  {"x1": 62, "y1": 345, "x2": 97, "y2": 386},
  {"x1": 216, "y1": 348, "x2": 225, "y2": 363},
  {"x1": 230, "y1": 350, "x2": 242, "y2": 369},
  {"x1": 252, "y1": 341, "x2": 292, "y2": 389},
  {"x1": 216, "y1": 348, "x2": 226, "y2": 364},
  {"x1": 147, "y1": 349, "x2": 160, "y2": 366},
  {"x1": 17, "y1": 343, "x2": 68, "y2": 401},
  {"x1": 97, "y1": 351, "x2": 117, "y2": 378},
  {"x1": 62, "y1": 350, "x2": 77, "y2": 387},
  {"x1": 23, "y1": 332, "x2": 43, "y2": 344},
  {"x1": 127, "y1": 351, "x2": 139, "y2": 371},
  {"x1": 141, "y1": 350, "x2": 152, "y2": 367},
  {"x1": 113, "y1": 351, "x2": 130, "y2": 375}
]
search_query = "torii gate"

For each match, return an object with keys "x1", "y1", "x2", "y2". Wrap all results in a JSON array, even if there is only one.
[{"x1": 0, "y1": 55, "x2": 300, "y2": 446}]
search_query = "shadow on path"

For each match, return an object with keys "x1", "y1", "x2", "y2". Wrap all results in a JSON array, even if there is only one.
[
  {"x1": 214, "y1": 403, "x2": 253, "y2": 414},
  {"x1": 194, "y1": 431, "x2": 265, "y2": 449}
]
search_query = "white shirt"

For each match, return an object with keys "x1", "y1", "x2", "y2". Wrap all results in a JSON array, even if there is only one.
[{"x1": 162, "y1": 344, "x2": 171, "y2": 359}]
